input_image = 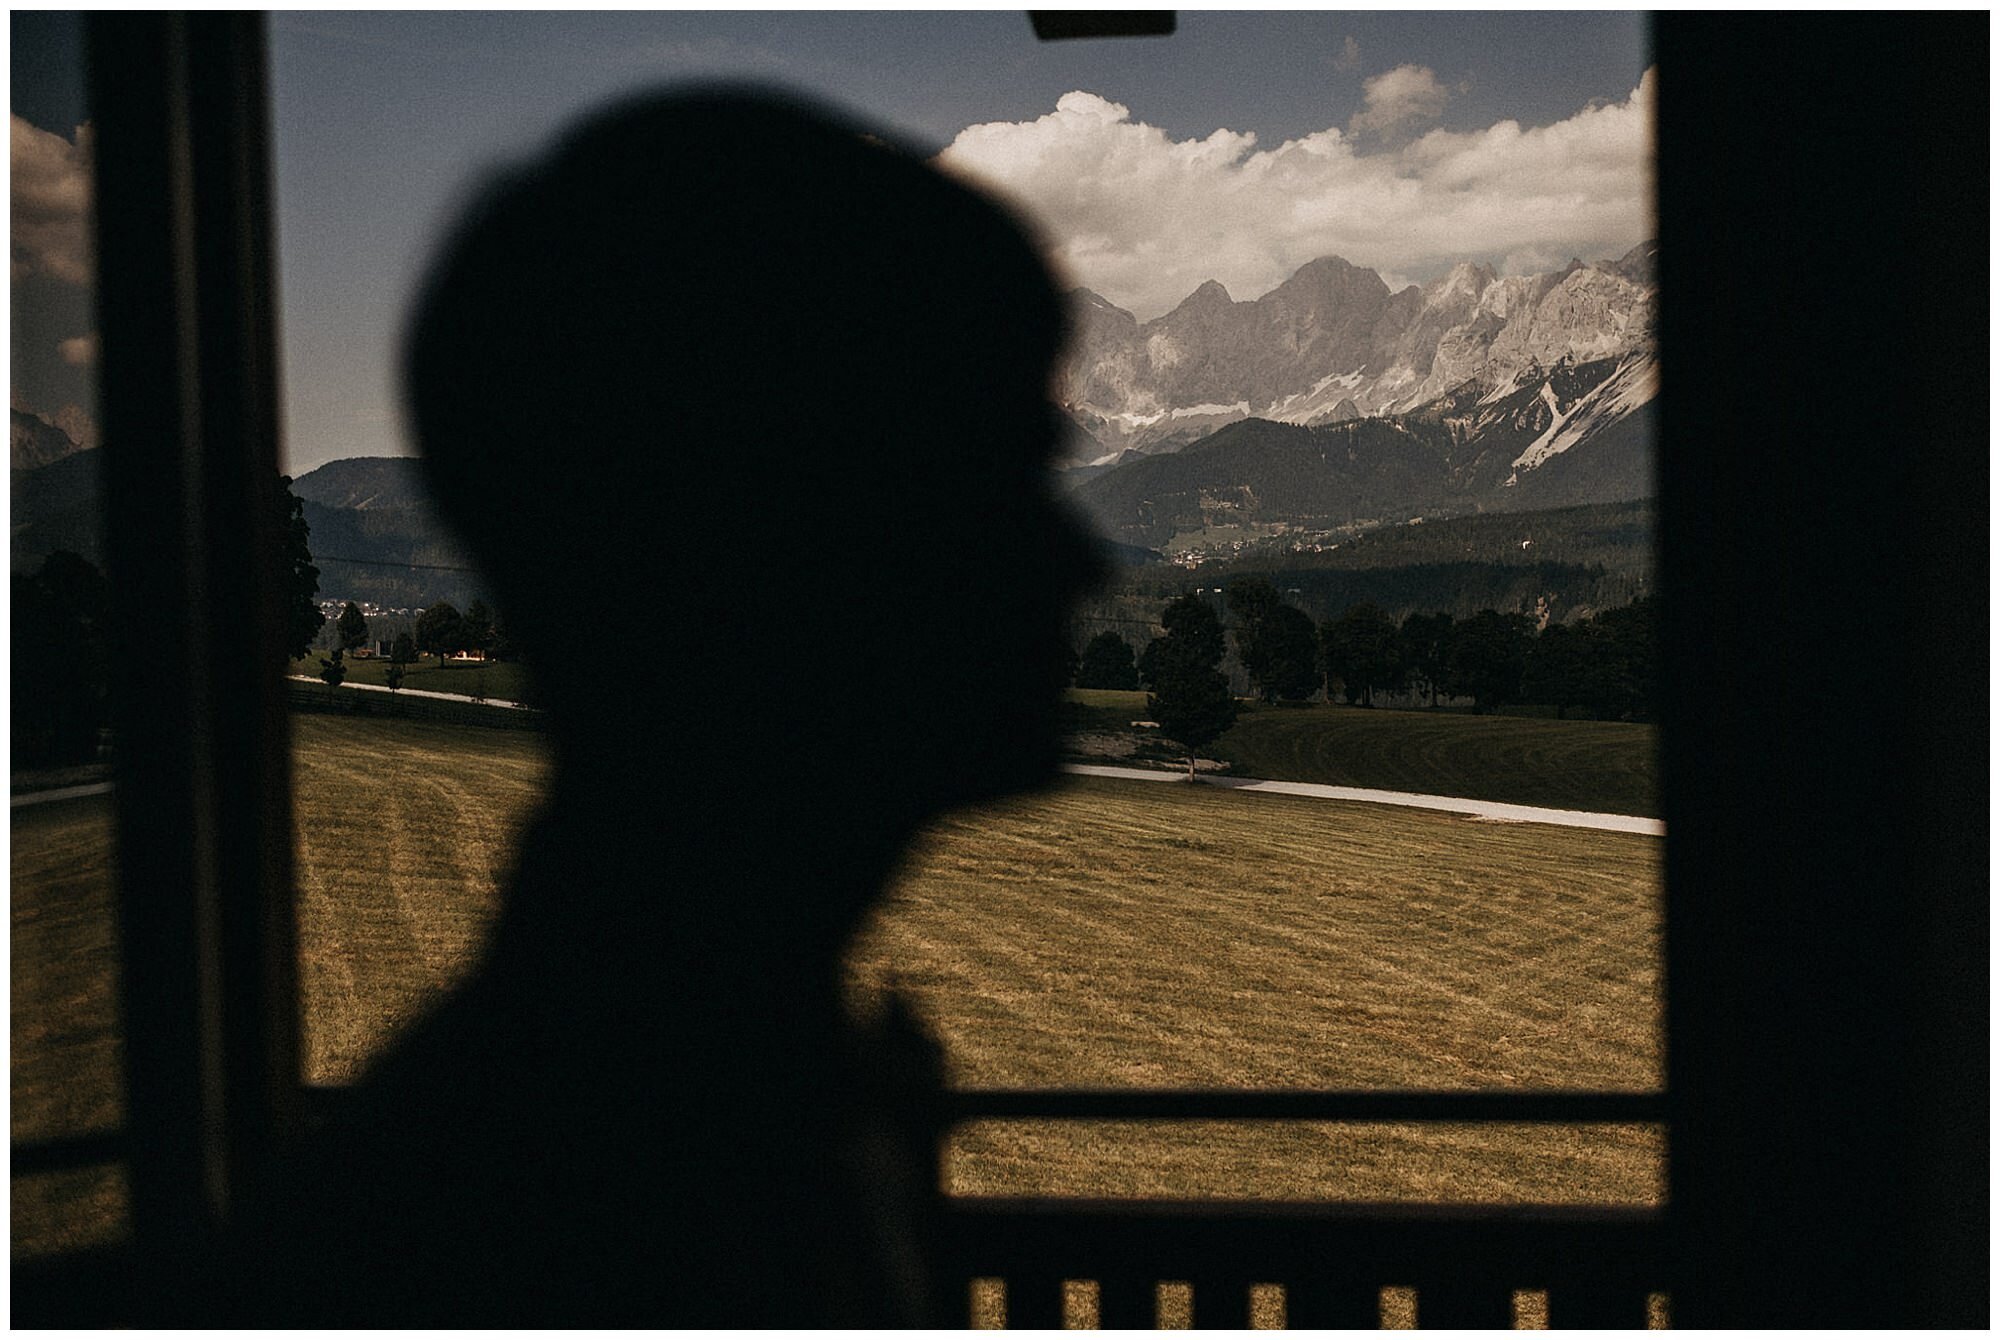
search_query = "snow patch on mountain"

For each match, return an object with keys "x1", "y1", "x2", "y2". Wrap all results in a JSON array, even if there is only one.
[{"x1": 1513, "y1": 353, "x2": 1658, "y2": 471}]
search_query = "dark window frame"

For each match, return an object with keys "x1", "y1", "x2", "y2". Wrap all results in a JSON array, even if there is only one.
[{"x1": 14, "y1": 13, "x2": 1986, "y2": 1328}]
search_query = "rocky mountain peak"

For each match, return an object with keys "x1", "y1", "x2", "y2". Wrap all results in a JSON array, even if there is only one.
[
  {"x1": 1600, "y1": 239, "x2": 1658, "y2": 287},
  {"x1": 1175, "y1": 279, "x2": 1234, "y2": 312},
  {"x1": 1424, "y1": 261, "x2": 1498, "y2": 311}
]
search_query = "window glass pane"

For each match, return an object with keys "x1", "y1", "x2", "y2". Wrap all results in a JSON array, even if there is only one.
[
  {"x1": 266, "y1": 11, "x2": 1659, "y2": 1213},
  {"x1": 11, "y1": 9, "x2": 129, "y2": 1259}
]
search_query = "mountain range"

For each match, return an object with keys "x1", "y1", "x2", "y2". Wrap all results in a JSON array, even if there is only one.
[
  {"x1": 11, "y1": 244, "x2": 1657, "y2": 597},
  {"x1": 1059, "y1": 242, "x2": 1656, "y2": 464},
  {"x1": 1056, "y1": 244, "x2": 1657, "y2": 548}
]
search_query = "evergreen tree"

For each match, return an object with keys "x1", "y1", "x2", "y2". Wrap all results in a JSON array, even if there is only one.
[
  {"x1": 336, "y1": 601, "x2": 369, "y2": 652},
  {"x1": 390, "y1": 631, "x2": 417, "y2": 665},
  {"x1": 1579, "y1": 595, "x2": 1658, "y2": 720},
  {"x1": 461, "y1": 600, "x2": 495, "y2": 656},
  {"x1": 1445, "y1": 609, "x2": 1533, "y2": 712},
  {"x1": 416, "y1": 602, "x2": 463, "y2": 662},
  {"x1": 1142, "y1": 593, "x2": 1239, "y2": 779},
  {"x1": 278, "y1": 474, "x2": 324, "y2": 661},
  {"x1": 1320, "y1": 600, "x2": 1402, "y2": 706},
  {"x1": 12, "y1": 551, "x2": 111, "y2": 766},
  {"x1": 1075, "y1": 631, "x2": 1139, "y2": 690},
  {"x1": 1259, "y1": 603, "x2": 1321, "y2": 702},
  {"x1": 317, "y1": 646, "x2": 348, "y2": 702},
  {"x1": 384, "y1": 660, "x2": 405, "y2": 693},
  {"x1": 1144, "y1": 591, "x2": 1226, "y2": 676},
  {"x1": 1524, "y1": 621, "x2": 1591, "y2": 718},
  {"x1": 1398, "y1": 610, "x2": 1455, "y2": 706},
  {"x1": 1225, "y1": 576, "x2": 1284, "y2": 696},
  {"x1": 488, "y1": 610, "x2": 517, "y2": 663}
]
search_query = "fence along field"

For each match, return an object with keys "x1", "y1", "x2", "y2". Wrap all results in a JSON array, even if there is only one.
[{"x1": 14, "y1": 713, "x2": 1663, "y2": 1321}]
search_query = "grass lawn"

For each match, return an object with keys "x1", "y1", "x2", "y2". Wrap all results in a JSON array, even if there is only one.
[
  {"x1": 10, "y1": 795, "x2": 127, "y2": 1260},
  {"x1": 287, "y1": 653, "x2": 534, "y2": 704},
  {"x1": 14, "y1": 713, "x2": 1662, "y2": 1323},
  {"x1": 854, "y1": 775, "x2": 1661, "y2": 1205},
  {"x1": 1064, "y1": 690, "x2": 1659, "y2": 818}
]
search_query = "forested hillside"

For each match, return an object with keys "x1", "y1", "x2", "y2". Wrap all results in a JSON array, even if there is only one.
[{"x1": 1077, "y1": 500, "x2": 1653, "y2": 635}]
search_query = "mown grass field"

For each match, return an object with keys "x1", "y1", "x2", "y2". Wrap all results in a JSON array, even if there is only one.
[
  {"x1": 15, "y1": 713, "x2": 1662, "y2": 1322},
  {"x1": 1064, "y1": 689, "x2": 1659, "y2": 818}
]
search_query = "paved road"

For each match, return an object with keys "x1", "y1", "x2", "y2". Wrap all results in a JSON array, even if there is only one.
[{"x1": 1061, "y1": 763, "x2": 1664, "y2": 836}]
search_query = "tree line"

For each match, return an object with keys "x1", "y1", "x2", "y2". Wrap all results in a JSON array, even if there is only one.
[
  {"x1": 1069, "y1": 578, "x2": 1658, "y2": 772},
  {"x1": 315, "y1": 597, "x2": 515, "y2": 696},
  {"x1": 14, "y1": 473, "x2": 532, "y2": 763}
]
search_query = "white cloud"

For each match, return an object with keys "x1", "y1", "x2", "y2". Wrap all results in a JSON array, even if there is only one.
[
  {"x1": 1348, "y1": 64, "x2": 1449, "y2": 141},
  {"x1": 11, "y1": 116, "x2": 93, "y2": 286},
  {"x1": 939, "y1": 69, "x2": 1656, "y2": 321},
  {"x1": 58, "y1": 332, "x2": 98, "y2": 367}
]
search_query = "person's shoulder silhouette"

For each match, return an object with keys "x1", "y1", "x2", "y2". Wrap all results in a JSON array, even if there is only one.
[{"x1": 227, "y1": 86, "x2": 1103, "y2": 1326}]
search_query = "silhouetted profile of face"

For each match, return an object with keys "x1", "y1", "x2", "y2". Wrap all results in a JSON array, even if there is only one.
[{"x1": 406, "y1": 87, "x2": 1102, "y2": 825}]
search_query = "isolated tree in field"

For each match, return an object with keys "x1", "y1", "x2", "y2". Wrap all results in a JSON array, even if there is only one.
[
  {"x1": 278, "y1": 474, "x2": 324, "y2": 661},
  {"x1": 1445, "y1": 609, "x2": 1533, "y2": 712},
  {"x1": 1139, "y1": 591, "x2": 1226, "y2": 689},
  {"x1": 461, "y1": 600, "x2": 495, "y2": 656},
  {"x1": 1320, "y1": 600, "x2": 1402, "y2": 706},
  {"x1": 1398, "y1": 611, "x2": 1455, "y2": 706},
  {"x1": 390, "y1": 631, "x2": 416, "y2": 665},
  {"x1": 336, "y1": 601, "x2": 369, "y2": 653},
  {"x1": 1141, "y1": 593, "x2": 1239, "y2": 779},
  {"x1": 416, "y1": 601, "x2": 463, "y2": 662},
  {"x1": 317, "y1": 646, "x2": 347, "y2": 702},
  {"x1": 384, "y1": 660, "x2": 405, "y2": 693},
  {"x1": 1075, "y1": 630, "x2": 1139, "y2": 690}
]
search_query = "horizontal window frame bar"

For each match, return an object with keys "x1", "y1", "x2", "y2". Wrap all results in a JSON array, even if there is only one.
[
  {"x1": 10, "y1": 1129, "x2": 128, "y2": 1178},
  {"x1": 940, "y1": 1197, "x2": 1665, "y2": 1291}
]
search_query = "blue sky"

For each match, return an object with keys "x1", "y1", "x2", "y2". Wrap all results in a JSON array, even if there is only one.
[{"x1": 12, "y1": 12, "x2": 1651, "y2": 475}]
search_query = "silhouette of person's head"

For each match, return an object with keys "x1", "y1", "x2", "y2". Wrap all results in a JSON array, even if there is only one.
[
  {"x1": 406, "y1": 90, "x2": 1102, "y2": 794},
  {"x1": 405, "y1": 87, "x2": 1101, "y2": 936}
]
